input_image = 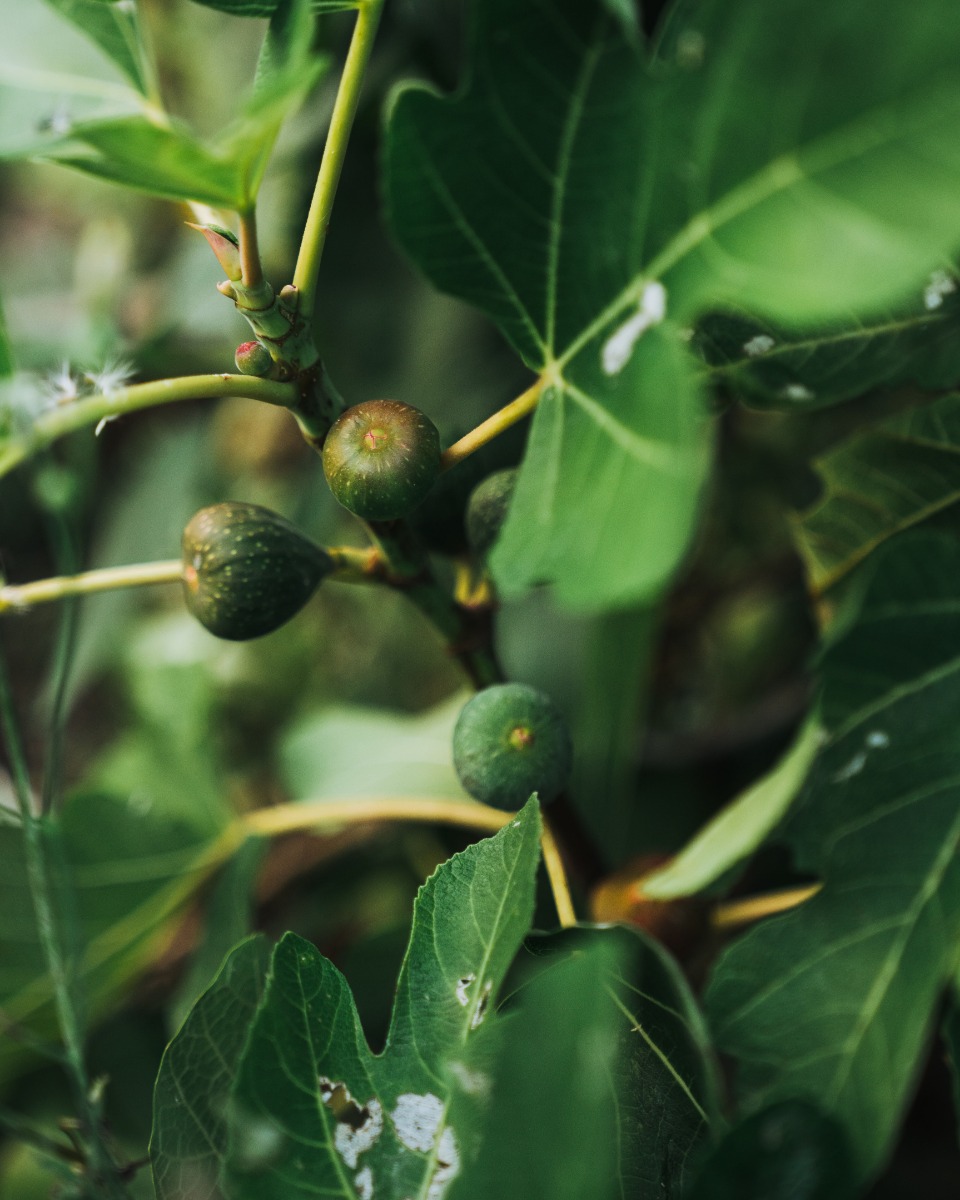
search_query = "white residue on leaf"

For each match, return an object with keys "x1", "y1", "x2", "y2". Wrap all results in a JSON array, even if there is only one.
[
  {"x1": 676, "y1": 29, "x2": 706, "y2": 68},
  {"x1": 318, "y1": 1078, "x2": 384, "y2": 1170},
  {"x1": 426, "y1": 1127, "x2": 460, "y2": 1200},
  {"x1": 448, "y1": 1061, "x2": 491, "y2": 1098},
  {"x1": 390, "y1": 1093, "x2": 444, "y2": 1153},
  {"x1": 354, "y1": 1166, "x2": 374, "y2": 1200},
  {"x1": 832, "y1": 728, "x2": 890, "y2": 783},
  {"x1": 832, "y1": 751, "x2": 866, "y2": 782},
  {"x1": 743, "y1": 334, "x2": 775, "y2": 357},
  {"x1": 780, "y1": 383, "x2": 814, "y2": 402},
  {"x1": 470, "y1": 980, "x2": 493, "y2": 1030},
  {"x1": 924, "y1": 269, "x2": 956, "y2": 310},
  {"x1": 334, "y1": 1100, "x2": 382, "y2": 1169},
  {"x1": 601, "y1": 282, "x2": 667, "y2": 376},
  {"x1": 455, "y1": 975, "x2": 475, "y2": 1006}
]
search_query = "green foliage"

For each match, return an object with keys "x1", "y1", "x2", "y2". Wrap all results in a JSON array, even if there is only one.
[
  {"x1": 796, "y1": 391, "x2": 960, "y2": 592},
  {"x1": 6, "y1": 0, "x2": 960, "y2": 1195},
  {"x1": 387, "y1": 0, "x2": 960, "y2": 611},
  {"x1": 706, "y1": 534, "x2": 960, "y2": 1180},
  {"x1": 4, "y1": 0, "x2": 325, "y2": 209}
]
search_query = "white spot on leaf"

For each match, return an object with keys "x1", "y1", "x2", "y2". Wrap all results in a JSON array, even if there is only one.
[
  {"x1": 832, "y1": 751, "x2": 866, "y2": 782},
  {"x1": 427, "y1": 1127, "x2": 460, "y2": 1200},
  {"x1": 676, "y1": 29, "x2": 706, "y2": 68},
  {"x1": 470, "y1": 980, "x2": 493, "y2": 1030},
  {"x1": 865, "y1": 730, "x2": 890, "y2": 749},
  {"x1": 781, "y1": 383, "x2": 814, "y2": 403},
  {"x1": 390, "y1": 1093, "x2": 444, "y2": 1153},
  {"x1": 601, "y1": 282, "x2": 667, "y2": 375},
  {"x1": 743, "y1": 334, "x2": 775, "y2": 357},
  {"x1": 924, "y1": 269, "x2": 956, "y2": 310},
  {"x1": 448, "y1": 1061, "x2": 491, "y2": 1097},
  {"x1": 354, "y1": 1166, "x2": 374, "y2": 1200},
  {"x1": 318, "y1": 1078, "x2": 383, "y2": 1169},
  {"x1": 455, "y1": 975, "x2": 475, "y2": 1006}
]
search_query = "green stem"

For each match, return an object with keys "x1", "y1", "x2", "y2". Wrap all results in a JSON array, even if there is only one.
[
  {"x1": 238, "y1": 208, "x2": 264, "y2": 289},
  {"x1": 0, "y1": 561, "x2": 183, "y2": 615},
  {"x1": 0, "y1": 375, "x2": 297, "y2": 483},
  {"x1": 367, "y1": 520, "x2": 502, "y2": 688},
  {"x1": 439, "y1": 378, "x2": 544, "y2": 473},
  {"x1": 0, "y1": 650, "x2": 129, "y2": 1197},
  {"x1": 292, "y1": 0, "x2": 386, "y2": 320}
]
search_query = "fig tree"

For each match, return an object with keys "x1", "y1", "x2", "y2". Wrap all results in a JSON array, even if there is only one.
[
  {"x1": 322, "y1": 400, "x2": 441, "y2": 522},
  {"x1": 452, "y1": 682, "x2": 572, "y2": 811},
  {"x1": 182, "y1": 502, "x2": 332, "y2": 640}
]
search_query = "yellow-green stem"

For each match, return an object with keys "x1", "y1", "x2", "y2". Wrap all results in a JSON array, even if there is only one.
[
  {"x1": 243, "y1": 797, "x2": 511, "y2": 839},
  {"x1": 541, "y1": 815, "x2": 577, "y2": 927},
  {"x1": 439, "y1": 378, "x2": 544, "y2": 472},
  {"x1": 711, "y1": 883, "x2": 821, "y2": 930},
  {"x1": 293, "y1": 0, "x2": 387, "y2": 320},
  {"x1": 0, "y1": 375, "x2": 297, "y2": 483},
  {"x1": 0, "y1": 561, "x2": 183, "y2": 615},
  {"x1": 238, "y1": 208, "x2": 264, "y2": 289}
]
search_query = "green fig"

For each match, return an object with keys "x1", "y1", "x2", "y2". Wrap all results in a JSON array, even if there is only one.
[
  {"x1": 466, "y1": 468, "x2": 518, "y2": 560},
  {"x1": 322, "y1": 400, "x2": 441, "y2": 522},
  {"x1": 452, "y1": 682, "x2": 572, "y2": 811},
  {"x1": 182, "y1": 502, "x2": 332, "y2": 640}
]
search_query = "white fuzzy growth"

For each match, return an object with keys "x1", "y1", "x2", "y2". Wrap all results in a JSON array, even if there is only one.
[
  {"x1": 832, "y1": 751, "x2": 866, "y2": 782},
  {"x1": 448, "y1": 1061, "x2": 491, "y2": 1098},
  {"x1": 924, "y1": 269, "x2": 956, "y2": 310},
  {"x1": 743, "y1": 334, "x2": 775, "y2": 357},
  {"x1": 470, "y1": 980, "x2": 493, "y2": 1030},
  {"x1": 781, "y1": 383, "x2": 814, "y2": 402},
  {"x1": 354, "y1": 1166, "x2": 374, "y2": 1200},
  {"x1": 601, "y1": 282, "x2": 667, "y2": 375},
  {"x1": 334, "y1": 1100, "x2": 383, "y2": 1169},
  {"x1": 390, "y1": 1093, "x2": 444, "y2": 1153},
  {"x1": 426, "y1": 1128, "x2": 460, "y2": 1200}
]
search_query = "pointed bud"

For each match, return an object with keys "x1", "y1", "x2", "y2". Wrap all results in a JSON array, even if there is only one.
[
  {"x1": 235, "y1": 341, "x2": 273, "y2": 377},
  {"x1": 217, "y1": 281, "x2": 238, "y2": 300},
  {"x1": 186, "y1": 221, "x2": 243, "y2": 281}
]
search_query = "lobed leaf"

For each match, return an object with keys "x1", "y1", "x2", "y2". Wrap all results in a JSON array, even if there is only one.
[
  {"x1": 219, "y1": 799, "x2": 542, "y2": 1199},
  {"x1": 152, "y1": 936, "x2": 272, "y2": 1200},
  {"x1": 706, "y1": 533, "x2": 960, "y2": 1180},
  {"x1": 795, "y1": 391, "x2": 960, "y2": 593},
  {"x1": 695, "y1": 272, "x2": 960, "y2": 410},
  {"x1": 387, "y1": 0, "x2": 960, "y2": 610}
]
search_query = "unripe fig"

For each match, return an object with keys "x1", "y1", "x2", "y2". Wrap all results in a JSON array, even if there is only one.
[
  {"x1": 322, "y1": 400, "x2": 441, "y2": 522},
  {"x1": 453, "y1": 683, "x2": 572, "y2": 811},
  {"x1": 466, "y1": 468, "x2": 517, "y2": 559},
  {"x1": 235, "y1": 340, "x2": 273, "y2": 377},
  {"x1": 181, "y1": 502, "x2": 332, "y2": 641}
]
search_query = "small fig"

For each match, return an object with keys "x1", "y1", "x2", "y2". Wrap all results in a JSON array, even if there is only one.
[
  {"x1": 322, "y1": 400, "x2": 441, "y2": 522},
  {"x1": 182, "y1": 502, "x2": 332, "y2": 640},
  {"x1": 235, "y1": 340, "x2": 273, "y2": 377},
  {"x1": 452, "y1": 682, "x2": 572, "y2": 811},
  {"x1": 466, "y1": 468, "x2": 517, "y2": 559}
]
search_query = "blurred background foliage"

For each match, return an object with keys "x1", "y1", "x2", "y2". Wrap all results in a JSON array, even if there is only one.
[{"x1": 0, "y1": 0, "x2": 956, "y2": 1195}]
